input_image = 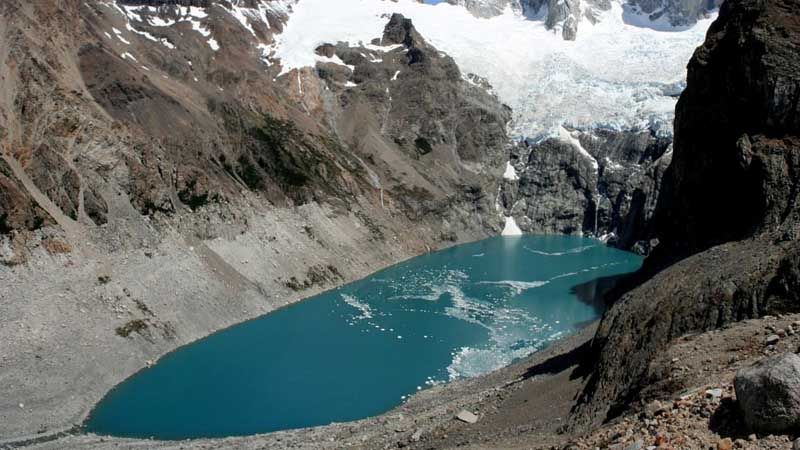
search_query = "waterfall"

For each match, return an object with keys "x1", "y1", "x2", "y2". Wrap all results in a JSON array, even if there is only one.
[{"x1": 594, "y1": 193, "x2": 601, "y2": 236}]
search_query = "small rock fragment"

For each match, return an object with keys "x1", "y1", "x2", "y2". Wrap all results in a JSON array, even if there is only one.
[
  {"x1": 623, "y1": 441, "x2": 643, "y2": 450},
  {"x1": 705, "y1": 388, "x2": 723, "y2": 399},
  {"x1": 455, "y1": 410, "x2": 478, "y2": 424},
  {"x1": 766, "y1": 334, "x2": 780, "y2": 346},
  {"x1": 644, "y1": 400, "x2": 664, "y2": 418},
  {"x1": 717, "y1": 437, "x2": 732, "y2": 450}
]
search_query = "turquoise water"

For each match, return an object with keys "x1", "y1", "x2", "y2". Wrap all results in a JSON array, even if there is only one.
[{"x1": 85, "y1": 235, "x2": 641, "y2": 439}]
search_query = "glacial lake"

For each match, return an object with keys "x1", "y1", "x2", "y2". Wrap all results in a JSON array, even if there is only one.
[{"x1": 85, "y1": 235, "x2": 642, "y2": 439}]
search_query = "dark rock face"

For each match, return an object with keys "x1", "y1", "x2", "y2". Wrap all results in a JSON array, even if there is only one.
[
  {"x1": 503, "y1": 128, "x2": 670, "y2": 253},
  {"x1": 450, "y1": 0, "x2": 715, "y2": 39},
  {"x1": 571, "y1": 0, "x2": 800, "y2": 428},
  {"x1": 0, "y1": 159, "x2": 53, "y2": 234},
  {"x1": 735, "y1": 353, "x2": 800, "y2": 433},
  {"x1": 652, "y1": 0, "x2": 800, "y2": 268},
  {"x1": 446, "y1": 0, "x2": 522, "y2": 18},
  {"x1": 630, "y1": 0, "x2": 722, "y2": 26}
]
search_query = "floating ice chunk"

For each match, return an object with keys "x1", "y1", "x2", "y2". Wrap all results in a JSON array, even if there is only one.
[
  {"x1": 341, "y1": 294, "x2": 373, "y2": 320},
  {"x1": 478, "y1": 280, "x2": 548, "y2": 295},
  {"x1": 523, "y1": 244, "x2": 595, "y2": 256}
]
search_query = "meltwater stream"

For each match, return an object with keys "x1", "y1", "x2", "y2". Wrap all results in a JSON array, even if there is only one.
[{"x1": 85, "y1": 235, "x2": 642, "y2": 439}]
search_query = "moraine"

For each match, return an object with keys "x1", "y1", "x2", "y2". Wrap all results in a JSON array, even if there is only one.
[{"x1": 84, "y1": 235, "x2": 641, "y2": 439}]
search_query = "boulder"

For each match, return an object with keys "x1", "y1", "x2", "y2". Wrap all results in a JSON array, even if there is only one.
[{"x1": 734, "y1": 353, "x2": 800, "y2": 433}]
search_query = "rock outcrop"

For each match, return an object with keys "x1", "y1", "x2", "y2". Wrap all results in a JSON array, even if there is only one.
[
  {"x1": 446, "y1": 0, "x2": 523, "y2": 17},
  {"x1": 629, "y1": 0, "x2": 722, "y2": 27},
  {"x1": 449, "y1": 0, "x2": 718, "y2": 40},
  {"x1": 735, "y1": 353, "x2": 800, "y2": 433},
  {"x1": 501, "y1": 128, "x2": 671, "y2": 253},
  {"x1": 571, "y1": 0, "x2": 800, "y2": 428}
]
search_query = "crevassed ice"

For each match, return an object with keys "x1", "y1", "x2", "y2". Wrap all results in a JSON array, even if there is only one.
[{"x1": 270, "y1": 0, "x2": 714, "y2": 139}]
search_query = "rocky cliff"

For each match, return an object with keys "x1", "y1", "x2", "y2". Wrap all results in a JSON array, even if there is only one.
[
  {"x1": 572, "y1": 0, "x2": 800, "y2": 427},
  {"x1": 500, "y1": 128, "x2": 671, "y2": 253},
  {"x1": 448, "y1": 0, "x2": 719, "y2": 39}
]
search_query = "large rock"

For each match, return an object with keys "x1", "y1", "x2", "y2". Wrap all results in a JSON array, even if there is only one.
[{"x1": 735, "y1": 353, "x2": 800, "y2": 433}]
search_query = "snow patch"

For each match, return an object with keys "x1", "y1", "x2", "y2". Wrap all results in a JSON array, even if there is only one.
[
  {"x1": 558, "y1": 126, "x2": 598, "y2": 170},
  {"x1": 503, "y1": 161, "x2": 519, "y2": 181},
  {"x1": 501, "y1": 216, "x2": 523, "y2": 236}
]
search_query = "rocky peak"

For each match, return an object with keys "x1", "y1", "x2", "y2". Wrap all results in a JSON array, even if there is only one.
[
  {"x1": 629, "y1": 0, "x2": 722, "y2": 26},
  {"x1": 381, "y1": 13, "x2": 421, "y2": 47},
  {"x1": 445, "y1": 0, "x2": 523, "y2": 17},
  {"x1": 448, "y1": 0, "x2": 720, "y2": 40},
  {"x1": 117, "y1": 0, "x2": 214, "y2": 6}
]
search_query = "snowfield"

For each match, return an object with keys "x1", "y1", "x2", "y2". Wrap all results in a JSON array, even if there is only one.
[{"x1": 271, "y1": 0, "x2": 714, "y2": 139}]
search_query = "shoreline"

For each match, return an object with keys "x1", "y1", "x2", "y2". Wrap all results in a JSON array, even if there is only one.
[
  {"x1": 0, "y1": 242, "x2": 450, "y2": 448},
  {"x1": 26, "y1": 321, "x2": 600, "y2": 450},
  {"x1": 1, "y1": 219, "x2": 626, "y2": 449},
  {"x1": 0, "y1": 199, "x2": 496, "y2": 444}
]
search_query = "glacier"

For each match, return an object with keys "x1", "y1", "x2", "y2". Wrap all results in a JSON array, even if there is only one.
[{"x1": 270, "y1": 0, "x2": 715, "y2": 139}]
